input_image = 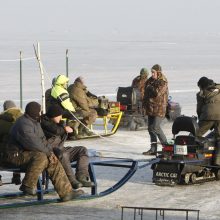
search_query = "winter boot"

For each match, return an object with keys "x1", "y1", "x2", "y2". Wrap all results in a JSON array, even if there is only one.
[
  {"x1": 76, "y1": 175, "x2": 95, "y2": 187},
  {"x1": 11, "y1": 172, "x2": 21, "y2": 185},
  {"x1": 142, "y1": 144, "x2": 157, "y2": 156},
  {"x1": 70, "y1": 179, "x2": 83, "y2": 189},
  {"x1": 75, "y1": 124, "x2": 86, "y2": 139},
  {"x1": 0, "y1": 175, "x2": 2, "y2": 186},
  {"x1": 19, "y1": 184, "x2": 36, "y2": 195},
  {"x1": 71, "y1": 121, "x2": 80, "y2": 135},
  {"x1": 59, "y1": 189, "x2": 84, "y2": 202},
  {"x1": 83, "y1": 127, "x2": 95, "y2": 136}
]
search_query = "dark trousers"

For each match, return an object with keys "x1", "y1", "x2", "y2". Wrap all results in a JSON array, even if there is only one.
[
  {"x1": 54, "y1": 146, "x2": 89, "y2": 184},
  {"x1": 148, "y1": 116, "x2": 167, "y2": 151},
  {"x1": 197, "y1": 120, "x2": 220, "y2": 140},
  {"x1": 197, "y1": 120, "x2": 220, "y2": 165}
]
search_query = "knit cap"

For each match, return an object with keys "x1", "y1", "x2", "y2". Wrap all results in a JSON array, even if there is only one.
[
  {"x1": 151, "y1": 64, "x2": 162, "y2": 72},
  {"x1": 25, "y1": 102, "x2": 41, "y2": 121},
  {"x1": 46, "y1": 104, "x2": 63, "y2": 118},
  {"x1": 3, "y1": 100, "x2": 16, "y2": 111}
]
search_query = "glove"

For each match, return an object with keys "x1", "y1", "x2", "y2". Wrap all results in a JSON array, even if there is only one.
[
  {"x1": 146, "y1": 85, "x2": 157, "y2": 98},
  {"x1": 48, "y1": 152, "x2": 58, "y2": 165}
]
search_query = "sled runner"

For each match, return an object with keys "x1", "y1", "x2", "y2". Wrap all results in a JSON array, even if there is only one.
[
  {"x1": 71, "y1": 111, "x2": 123, "y2": 140},
  {"x1": 0, "y1": 157, "x2": 159, "y2": 209}
]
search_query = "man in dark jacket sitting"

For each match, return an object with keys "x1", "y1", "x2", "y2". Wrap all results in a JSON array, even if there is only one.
[
  {"x1": 1, "y1": 101, "x2": 83, "y2": 202},
  {"x1": 41, "y1": 104, "x2": 93, "y2": 189}
]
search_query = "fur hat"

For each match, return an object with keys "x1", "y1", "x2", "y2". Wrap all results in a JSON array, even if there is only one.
[
  {"x1": 3, "y1": 100, "x2": 16, "y2": 111},
  {"x1": 151, "y1": 64, "x2": 162, "y2": 72},
  {"x1": 46, "y1": 104, "x2": 63, "y2": 118},
  {"x1": 197, "y1": 77, "x2": 214, "y2": 89},
  {"x1": 75, "y1": 76, "x2": 84, "y2": 84},
  {"x1": 25, "y1": 102, "x2": 41, "y2": 121}
]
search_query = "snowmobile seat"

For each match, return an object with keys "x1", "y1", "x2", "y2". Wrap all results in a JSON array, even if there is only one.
[
  {"x1": 172, "y1": 116, "x2": 199, "y2": 136},
  {"x1": 173, "y1": 116, "x2": 216, "y2": 152}
]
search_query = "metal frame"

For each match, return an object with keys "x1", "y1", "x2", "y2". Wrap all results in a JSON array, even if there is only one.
[
  {"x1": 0, "y1": 168, "x2": 44, "y2": 201},
  {"x1": 121, "y1": 206, "x2": 200, "y2": 220},
  {"x1": 87, "y1": 159, "x2": 139, "y2": 196},
  {"x1": 0, "y1": 158, "x2": 157, "y2": 208},
  {"x1": 88, "y1": 112, "x2": 123, "y2": 136}
]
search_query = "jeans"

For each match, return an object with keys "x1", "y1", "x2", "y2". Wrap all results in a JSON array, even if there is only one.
[{"x1": 148, "y1": 116, "x2": 167, "y2": 151}]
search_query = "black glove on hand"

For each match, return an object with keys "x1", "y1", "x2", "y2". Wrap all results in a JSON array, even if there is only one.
[{"x1": 147, "y1": 85, "x2": 157, "y2": 98}]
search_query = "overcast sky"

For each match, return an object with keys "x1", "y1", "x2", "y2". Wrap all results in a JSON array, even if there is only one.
[{"x1": 0, "y1": 0, "x2": 220, "y2": 41}]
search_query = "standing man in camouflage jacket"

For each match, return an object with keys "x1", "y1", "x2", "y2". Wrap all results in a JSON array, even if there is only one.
[{"x1": 142, "y1": 64, "x2": 168, "y2": 155}]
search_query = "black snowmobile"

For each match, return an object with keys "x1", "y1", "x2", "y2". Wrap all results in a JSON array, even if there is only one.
[
  {"x1": 152, "y1": 115, "x2": 220, "y2": 186},
  {"x1": 116, "y1": 86, "x2": 181, "y2": 131}
]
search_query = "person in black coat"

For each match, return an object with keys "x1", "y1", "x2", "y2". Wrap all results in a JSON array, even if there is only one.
[{"x1": 41, "y1": 104, "x2": 93, "y2": 189}]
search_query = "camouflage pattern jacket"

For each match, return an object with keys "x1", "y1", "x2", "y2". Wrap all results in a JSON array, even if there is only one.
[
  {"x1": 143, "y1": 73, "x2": 168, "y2": 117},
  {"x1": 68, "y1": 81, "x2": 98, "y2": 112},
  {"x1": 0, "y1": 108, "x2": 23, "y2": 152},
  {"x1": 131, "y1": 75, "x2": 148, "y2": 99}
]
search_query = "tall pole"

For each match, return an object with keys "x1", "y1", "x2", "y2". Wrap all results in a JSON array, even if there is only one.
[
  {"x1": 33, "y1": 42, "x2": 46, "y2": 113},
  {"x1": 66, "y1": 49, "x2": 69, "y2": 78},
  {"x1": 19, "y1": 51, "x2": 23, "y2": 110}
]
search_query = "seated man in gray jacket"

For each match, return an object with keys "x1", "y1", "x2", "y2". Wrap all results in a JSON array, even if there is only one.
[{"x1": 1, "y1": 101, "x2": 83, "y2": 202}]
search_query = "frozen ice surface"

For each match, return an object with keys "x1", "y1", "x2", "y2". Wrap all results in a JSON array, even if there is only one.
[{"x1": 1, "y1": 34, "x2": 220, "y2": 219}]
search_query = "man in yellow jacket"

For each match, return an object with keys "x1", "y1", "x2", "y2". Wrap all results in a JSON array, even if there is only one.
[
  {"x1": 51, "y1": 75, "x2": 76, "y2": 114},
  {"x1": 50, "y1": 74, "x2": 84, "y2": 137}
]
